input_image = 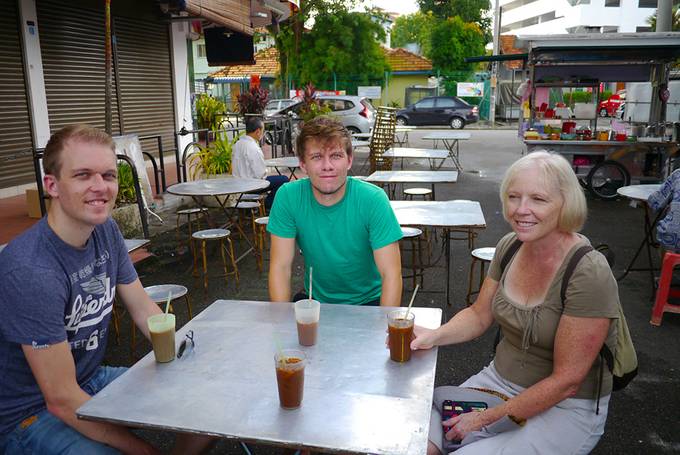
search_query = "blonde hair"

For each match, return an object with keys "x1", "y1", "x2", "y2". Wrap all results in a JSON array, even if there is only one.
[
  {"x1": 500, "y1": 151, "x2": 587, "y2": 232},
  {"x1": 44, "y1": 124, "x2": 115, "y2": 177}
]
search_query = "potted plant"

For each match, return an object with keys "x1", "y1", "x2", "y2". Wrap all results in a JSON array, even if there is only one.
[
  {"x1": 236, "y1": 86, "x2": 270, "y2": 115},
  {"x1": 298, "y1": 83, "x2": 331, "y2": 122},
  {"x1": 195, "y1": 94, "x2": 226, "y2": 131},
  {"x1": 186, "y1": 132, "x2": 239, "y2": 180},
  {"x1": 111, "y1": 162, "x2": 143, "y2": 238}
]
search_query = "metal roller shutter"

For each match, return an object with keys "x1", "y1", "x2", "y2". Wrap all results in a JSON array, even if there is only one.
[
  {"x1": 0, "y1": 0, "x2": 34, "y2": 188},
  {"x1": 37, "y1": 0, "x2": 122, "y2": 135},
  {"x1": 114, "y1": 15, "x2": 176, "y2": 156}
]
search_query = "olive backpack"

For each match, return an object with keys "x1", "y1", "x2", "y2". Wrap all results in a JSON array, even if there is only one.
[{"x1": 495, "y1": 239, "x2": 638, "y2": 403}]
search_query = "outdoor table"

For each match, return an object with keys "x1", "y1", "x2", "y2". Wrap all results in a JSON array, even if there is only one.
[
  {"x1": 124, "y1": 238, "x2": 150, "y2": 253},
  {"x1": 167, "y1": 177, "x2": 270, "y2": 263},
  {"x1": 77, "y1": 300, "x2": 442, "y2": 454},
  {"x1": 421, "y1": 132, "x2": 471, "y2": 171},
  {"x1": 394, "y1": 126, "x2": 417, "y2": 147},
  {"x1": 384, "y1": 147, "x2": 450, "y2": 170},
  {"x1": 351, "y1": 132, "x2": 372, "y2": 140},
  {"x1": 365, "y1": 170, "x2": 458, "y2": 200},
  {"x1": 265, "y1": 156, "x2": 301, "y2": 180},
  {"x1": 616, "y1": 184, "x2": 662, "y2": 295},
  {"x1": 351, "y1": 140, "x2": 370, "y2": 149},
  {"x1": 391, "y1": 200, "x2": 486, "y2": 306}
]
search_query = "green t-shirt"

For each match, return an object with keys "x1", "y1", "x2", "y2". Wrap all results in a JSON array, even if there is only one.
[{"x1": 267, "y1": 177, "x2": 403, "y2": 305}]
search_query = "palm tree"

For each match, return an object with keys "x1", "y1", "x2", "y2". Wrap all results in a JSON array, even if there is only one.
[{"x1": 647, "y1": 5, "x2": 680, "y2": 31}]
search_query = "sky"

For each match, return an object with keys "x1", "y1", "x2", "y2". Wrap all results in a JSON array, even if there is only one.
[{"x1": 363, "y1": 0, "x2": 419, "y2": 16}]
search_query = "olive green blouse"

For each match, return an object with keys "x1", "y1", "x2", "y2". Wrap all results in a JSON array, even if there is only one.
[{"x1": 488, "y1": 233, "x2": 620, "y2": 399}]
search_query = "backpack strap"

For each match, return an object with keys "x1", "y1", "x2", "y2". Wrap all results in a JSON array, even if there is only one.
[
  {"x1": 559, "y1": 245, "x2": 594, "y2": 307},
  {"x1": 500, "y1": 238, "x2": 523, "y2": 274}
]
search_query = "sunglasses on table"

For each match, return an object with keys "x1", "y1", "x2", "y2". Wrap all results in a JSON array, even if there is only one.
[{"x1": 177, "y1": 330, "x2": 195, "y2": 359}]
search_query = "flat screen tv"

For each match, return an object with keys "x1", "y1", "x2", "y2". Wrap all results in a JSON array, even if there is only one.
[{"x1": 204, "y1": 27, "x2": 255, "y2": 66}]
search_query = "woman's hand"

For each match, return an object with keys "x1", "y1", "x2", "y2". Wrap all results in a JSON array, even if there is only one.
[
  {"x1": 410, "y1": 325, "x2": 438, "y2": 351},
  {"x1": 442, "y1": 410, "x2": 487, "y2": 441}
]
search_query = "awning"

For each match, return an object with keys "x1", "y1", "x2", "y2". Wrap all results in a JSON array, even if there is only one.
[
  {"x1": 464, "y1": 54, "x2": 528, "y2": 64},
  {"x1": 184, "y1": 0, "x2": 254, "y2": 35}
]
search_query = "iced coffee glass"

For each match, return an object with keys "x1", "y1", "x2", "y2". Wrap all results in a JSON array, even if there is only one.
[
  {"x1": 147, "y1": 314, "x2": 176, "y2": 363},
  {"x1": 294, "y1": 299, "x2": 320, "y2": 346},
  {"x1": 274, "y1": 349, "x2": 306, "y2": 409},
  {"x1": 387, "y1": 310, "x2": 415, "y2": 363}
]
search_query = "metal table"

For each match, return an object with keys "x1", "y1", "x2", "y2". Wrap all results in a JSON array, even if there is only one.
[
  {"x1": 351, "y1": 140, "x2": 370, "y2": 149},
  {"x1": 384, "y1": 148, "x2": 450, "y2": 170},
  {"x1": 365, "y1": 170, "x2": 458, "y2": 200},
  {"x1": 265, "y1": 156, "x2": 301, "y2": 180},
  {"x1": 617, "y1": 184, "x2": 662, "y2": 294},
  {"x1": 421, "y1": 132, "x2": 471, "y2": 171},
  {"x1": 167, "y1": 177, "x2": 270, "y2": 263},
  {"x1": 394, "y1": 126, "x2": 417, "y2": 147},
  {"x1": 124, "y1": 238, "x2": 150, "y2": 253},
  {"x1": 351, "y1": 132, "x2": 372, "y2": 140},
  {"x1": 391, "y1": 200, "x2": 486, "y2": 306},
  {"x1": 77, "y1": 300, "x2": 442, "y2": 454}
]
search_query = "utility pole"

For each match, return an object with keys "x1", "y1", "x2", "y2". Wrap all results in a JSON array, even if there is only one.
[
  {"x1": 490, "y1": 0, "x2": 501, "y2": 128},
  {"x1": 656, "y1": 0, "x2": 673, "y2": 32}
]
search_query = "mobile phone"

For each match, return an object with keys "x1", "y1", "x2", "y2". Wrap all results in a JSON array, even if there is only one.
[{"x1": 441, "y1": 400, "x2": 488, "y2": 433}]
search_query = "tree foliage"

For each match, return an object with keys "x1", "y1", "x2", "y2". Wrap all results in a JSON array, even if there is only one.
[
  {"x1": 276, "y1": 1, "x2": 389, "y2": 91},
  {"x1": 417, "y1": 0, "x2": 491, "y2": 31},
  {"x1": 390, "y1": 11, "x2": 437, "y2": 56},
  {"x1": 428, "y1": 16, "x2": 486, "y2": 94}
]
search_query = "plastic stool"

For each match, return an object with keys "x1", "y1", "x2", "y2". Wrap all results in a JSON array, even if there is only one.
[
  {"x1": 404, "y1": 187, "x2": 433, "y2": 200},
  {"x1": 192, "y1": 229, "x2": 239, "y2": 293},
  {"x1": 651, "y1": 251, "x2": 680, "y2": 326},
  {"x1": 401, "y1": 227, "x2": 424, "y2": 289},
  {"x1": 466, "y1": 247, "x2": 495, "y2": 305}
]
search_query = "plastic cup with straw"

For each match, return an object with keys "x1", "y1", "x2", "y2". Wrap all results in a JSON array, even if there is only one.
[
  {"x1": 404, "y1": 284, "x2": 419, "y2": 320},
  {"x1": 387, "y1": 285, "x2": 419, "y2": 362},
  {"x1": 147, "y1": 290, "x2": 176, "y2": 362},
  {"x1": 164, "y1": 291, "x2": 173, "y2": 322},
  {"x1": 295, "y1": 267, "x2": 320, "y2": 346}
]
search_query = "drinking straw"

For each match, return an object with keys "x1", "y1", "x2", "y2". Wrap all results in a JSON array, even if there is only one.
[
  {"x1": 273, "y1": 333, "x2": 287, "y2": 364},
  {"x1": 309, "y1": 266, "x2": 313, "y2": 302},
  {"x1": 404, "y1": 284, "x2": 419, "y2": 320},
  {"x1": 164, "y1": 291, "x2": 173, "y2": 321}
]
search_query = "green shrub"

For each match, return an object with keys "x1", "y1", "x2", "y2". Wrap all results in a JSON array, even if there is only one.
[
  {"x1": 196, "y1": 94, "x2": 227, "y2": 131},
  {"x1": 116, "y1": 163, "x2": 136, "y2": 205}
]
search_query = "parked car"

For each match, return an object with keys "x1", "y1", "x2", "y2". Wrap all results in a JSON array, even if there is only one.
[
  {"x1": 270, "y1": 95, "x2": 376, "y2": 134},
  {"x1": 264, "y1": 99, "x2": 296, "y2": 117},
  {"x1": 598, "y1": 91, "x2": 625, "y2": 117},
  {"x1": 396, "y1": 96, "x2": 478, "y2": 129}
]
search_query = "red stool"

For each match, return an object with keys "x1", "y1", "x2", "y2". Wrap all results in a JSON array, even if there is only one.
[{"x1": 651, "y1": 251, "x2": 680, "y2": 326}]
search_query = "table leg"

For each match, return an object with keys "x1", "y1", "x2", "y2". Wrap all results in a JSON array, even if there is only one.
[
  {"x1": 617, "y1": 205, "x2": 663, "y2": 285},
  {"x1": 431, "y1": 183, "x2": 436, "y2": 201},
  {"x1": 288, "y1": 167, "x2": 298, "y2": 180},
  {"x1": 445, "y1": 228, "x2": 451, "y2": 306}
]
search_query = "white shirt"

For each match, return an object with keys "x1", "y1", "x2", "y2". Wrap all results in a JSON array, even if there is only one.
[{"x1": 232, "y1": 135, "x2": 267, "y2": 179}]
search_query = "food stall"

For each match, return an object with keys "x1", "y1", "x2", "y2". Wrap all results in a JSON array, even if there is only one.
[{"x1": 518, "y1": 33, "x2": 680, "y2": 199}]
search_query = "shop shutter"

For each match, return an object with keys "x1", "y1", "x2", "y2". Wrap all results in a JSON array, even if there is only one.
[
  {"x1": 37, "y1": 0, "x2": 122, "y2": 135},
  {"x1": 114, "y1": 15, "x2": 176, "y2": 156},
  {"x1": 0, "y1": 0, "x2": 34, "y2": 188}
]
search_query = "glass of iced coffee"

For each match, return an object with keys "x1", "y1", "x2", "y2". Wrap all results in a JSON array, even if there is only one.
[
  {"x1": 274, "y1": 349, "x2": 306, "y2": 409},
  {"x1": 294, "y1": 299, "x2": 320, "y2": 346},
  {"x1": 387, "y1": 310, "x2": 415, "y2": 363},
  {"x1": 147, "y1": 314, "x2": 176, "y2": 363}
]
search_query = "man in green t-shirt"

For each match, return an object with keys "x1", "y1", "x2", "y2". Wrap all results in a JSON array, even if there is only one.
[{"x1": 267, "y1": 117, "x2": 403, "y2": 306}]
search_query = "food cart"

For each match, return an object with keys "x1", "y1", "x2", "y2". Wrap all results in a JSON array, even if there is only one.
[{"x1": 518, "y1": 33, "x2": 680, "y2": 199}]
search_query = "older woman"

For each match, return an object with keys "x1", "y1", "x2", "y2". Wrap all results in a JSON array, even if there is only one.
[{"x1": 414, "y1": 151, "x2": 619, "y2": 454}]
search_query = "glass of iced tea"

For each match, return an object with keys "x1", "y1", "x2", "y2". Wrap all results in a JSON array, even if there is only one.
[
  {"x1": 274, "y1": 349, "x2": 306, "y2": 409},
  {"x1": 387, "y1": 310, "x2": 415, "y2": 363}
]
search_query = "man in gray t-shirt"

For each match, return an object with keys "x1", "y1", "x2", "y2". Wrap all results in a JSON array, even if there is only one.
[{"x1": 0, "y1": 125, "x2": 212, "y2": 454}]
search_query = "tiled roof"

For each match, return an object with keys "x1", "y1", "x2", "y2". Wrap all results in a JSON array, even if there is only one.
[
  {"x1": 384, "y1": 47, "x2": 432, "y2": 72},
  {"x1": 208, "y1": 46, "x2": 280, "y2": 79},
  {"x1": 207, "y1": 45, "x2": 434, "y2": 79},
  {"x1": 500, "y1": 35, "x2": 525, "y2": 70}
]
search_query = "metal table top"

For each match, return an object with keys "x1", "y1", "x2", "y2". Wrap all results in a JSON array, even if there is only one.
[
  {"x1": 265, "y1": 157, "x2": 300, "y2": 168},
  {"x1": 352, "y1": 132, "x2": 372, "y2": 140},
  {"x1": 124, "y1": 238, "x2": 150, "y2": 253},
  {"x1": 166, "y1": 177, "x2": 270, "y2": 197},
  {"x1": 422, "y1": 132, "x2": 471, "y2": 141},
  {"x1": 366, "y1": 170, "x2": 458, "y2": 184},
  {"x1": 617, "y1": 184, "x2": 661, "y2": 202},
  {"x1": 351, "y1": 140, "x2": 370, "y2": 148},
  {"x1": 384, "y1": 148, "x2": 450, "y2": 159},
  {"x1": 395, "y1": 126, "x2": 417, "y2": 131},
  {"x1": 77, "y1": 300, "x2": 442, "y2": 454},
  {"x1": 390, "y1": 200, "x2": 486, "y2": 228}
]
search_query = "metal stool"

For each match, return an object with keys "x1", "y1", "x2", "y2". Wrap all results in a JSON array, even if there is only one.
[
  {"x1": 466, "y1": 247, "x2": 495, "y2": 305},
  {"x1": 254, "y1": 216, "x2": 269, "y2": 270},
  {"x1": 404, "y1": 187, "x2": 433, "y2": 200},
  {"x1": 192, "y1": 229, "x2": 239, "y2": 292},
  {"x1": 236, "y1": 201, "x2": 264, "y2": 240},
  {"x1": 401, "y1": 227, "x2": 424, "y2": 289},
  {"x1": 175, "y1": 207, "x2": 208, "y2": 254}
]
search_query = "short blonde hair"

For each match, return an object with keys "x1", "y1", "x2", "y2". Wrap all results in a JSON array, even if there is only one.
[
  {"x1": 500, "y1": 151, "x2": 587, "y2": 233},
  {"x1": 44, "y1": 124, "x2": 115, "y2": 177}
]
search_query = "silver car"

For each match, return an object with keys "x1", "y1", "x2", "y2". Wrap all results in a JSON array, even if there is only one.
[
  {"x1": 271, "y1": 95, "x2": 376, "y2": 133},
  {"x1": 264, "y1": 99, "x2": 296, "y2": 117}
]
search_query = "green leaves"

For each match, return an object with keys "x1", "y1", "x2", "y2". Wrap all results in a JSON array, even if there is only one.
[
  {"x1": 115, "y1": 162, "x2": 136, "y2": 206},
  {"x1": 237, "y1": 86, "x2": 270, "y2": 115},
  {"x1": 186, "y1": 132, "x2": 239, "y2": 180},
  {"x1": 196, "y1": 94, "x2": 227, "y2": 131}
]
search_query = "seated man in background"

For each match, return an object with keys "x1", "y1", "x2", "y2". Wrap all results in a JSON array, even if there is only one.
[
  {"x1": 232, "y1": 116, "x2": 289, "y2": 209},
  {"x1": 0, "y1": 125, "x2": 213, "y2": 454},
  {"x1": 267, "y1": 116, "x2": 403, "y2": 306}
]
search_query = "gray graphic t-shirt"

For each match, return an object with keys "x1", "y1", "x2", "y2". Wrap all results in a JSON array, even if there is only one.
[{"x1": 0, "y1": 217, "x2": 137, "y2": 434}]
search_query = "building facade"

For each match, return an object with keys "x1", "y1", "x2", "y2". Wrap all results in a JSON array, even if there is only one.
[{"x1": 499, "y1": 0, "x2": 667, "y2": 35}]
